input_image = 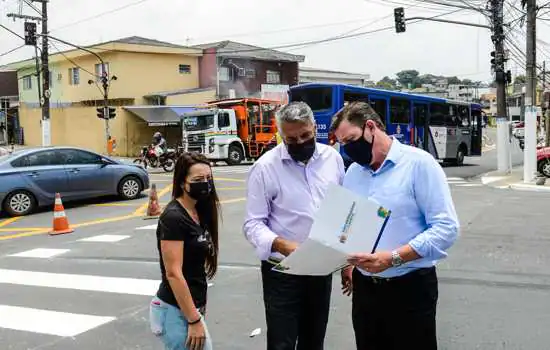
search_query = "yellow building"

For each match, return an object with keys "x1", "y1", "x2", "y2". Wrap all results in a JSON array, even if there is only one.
[{"x1": 8, "y1": 36, "x2": 216, "y2": 156}]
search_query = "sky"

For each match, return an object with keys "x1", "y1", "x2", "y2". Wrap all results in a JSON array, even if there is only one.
[{"x1": 0, "y1": 0, "x2": 548, "y2": 83}]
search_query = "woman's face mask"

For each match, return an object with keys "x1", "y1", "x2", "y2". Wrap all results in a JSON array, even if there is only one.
[{"x1": 186, "y1": 179, "x2": 214, "y2": 201}]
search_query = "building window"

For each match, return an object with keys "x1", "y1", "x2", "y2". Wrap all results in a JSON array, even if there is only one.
[
  {"x1": 266, "y1": 70, "x2": 281, "y2": 84},
  {"x1": 179, "y1": 64, "x2": 191, "y2": 74},
  {"x1": 22, "y1": 76, "x2": 32, "y2": 90},
  {"x1": 69, "y1": 67, "x2": 80, "y2": 85},
  {"x1": 246, "y1": 68, "x2": 256, "y2": 78},
  {"x1": 219, "y1": 66, "x2": 231, "y2": 81},
  {"x1": 95, "y1": 63, "x2": 110, "y2": 82}
]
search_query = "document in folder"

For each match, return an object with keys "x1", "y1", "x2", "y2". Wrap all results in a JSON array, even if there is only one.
[{"x1": 273, "y1": 184, "x2": 391, "y2": 276}]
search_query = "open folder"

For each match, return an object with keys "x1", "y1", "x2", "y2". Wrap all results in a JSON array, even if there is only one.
[{"x1": 272, "y1": 184, "x2": 391, "y2": 276}]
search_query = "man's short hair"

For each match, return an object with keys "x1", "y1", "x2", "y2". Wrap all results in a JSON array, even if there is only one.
[
  {"x1": 330, "y1": 101, "x2": 386, "y2": 133},
  {"x1": 275, "y1": 101, "x2": 315, "y2": 133}
]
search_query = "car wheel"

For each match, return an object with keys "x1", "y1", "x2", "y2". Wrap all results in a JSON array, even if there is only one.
[
  {"x1": 118, "y1": 176, "x2": 142, "y2": 200},
  {"x1": 538, "y1": 159, "x2": 550, "y2": 178},
  {"x1": 3, "y1": 190, "x2": 36, "y2": 217}
]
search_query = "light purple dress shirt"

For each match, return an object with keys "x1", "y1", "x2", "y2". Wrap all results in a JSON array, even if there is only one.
[{"x1": 243, "y1": 142, "x2": 345, "y2": 261}]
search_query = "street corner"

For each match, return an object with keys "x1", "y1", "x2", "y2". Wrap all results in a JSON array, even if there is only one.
[{"x1": 509, "y1": 182, "x2": 550, "y2": 193}]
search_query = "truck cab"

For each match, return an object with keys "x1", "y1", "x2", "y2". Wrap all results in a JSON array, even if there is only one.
[{"x1": 181, "y1": 108, "x2": 247, "y2": 165}]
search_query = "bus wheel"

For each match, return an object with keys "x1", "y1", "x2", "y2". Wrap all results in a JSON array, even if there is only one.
[{"x1": 455, "y1": 146, "x2": 466, "y2": 166}]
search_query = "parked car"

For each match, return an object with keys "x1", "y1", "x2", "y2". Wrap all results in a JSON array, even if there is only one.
[
  {"x1": 0, "y1": 147, "x2": 150, "y2": 216},
  {"x1": 537, "y1": 146, "x2": 550, "y2": 178}
]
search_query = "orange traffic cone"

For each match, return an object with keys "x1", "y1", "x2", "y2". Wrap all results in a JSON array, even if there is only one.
[
  {"x1": 49, "y1": 193, "x2": 74, "y2": 236},
  {"x1": 143, "y1": 183, "x2": 162, "y2": 220}
]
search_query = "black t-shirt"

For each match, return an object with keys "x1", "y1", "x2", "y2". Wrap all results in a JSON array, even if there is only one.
[{"x1": 155, "y1": 200, "x2": 211, "y2": 309}]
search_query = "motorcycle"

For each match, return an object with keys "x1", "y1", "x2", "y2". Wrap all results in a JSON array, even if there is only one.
[{"x1": 133, "y1": 144, "x2": 176, "y2": 172}]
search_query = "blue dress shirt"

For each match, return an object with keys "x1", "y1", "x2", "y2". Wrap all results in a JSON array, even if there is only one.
[{"x1": 343, "y1": 137, "x2": 459, "y2": 278}]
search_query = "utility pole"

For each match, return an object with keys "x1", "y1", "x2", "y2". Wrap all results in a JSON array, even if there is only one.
[
  {"x1": 7, "y1": 0, "x2": 49, "y2": 146},
  {"x1": 39, "y1": 0, "x2": 50, "y2": 147},
  {"x1": 490, "y1": 0, "x2": 511, "y2": 174},
  {"x1": 524, "y1": 0, "x2": 538, "y2": 183},
  {"x1": 543, "y1": 61, "x2": 550, "y2": 147}
]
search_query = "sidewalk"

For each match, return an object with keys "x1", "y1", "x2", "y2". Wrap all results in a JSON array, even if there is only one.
[{"x1": 480, "y1": 166, "x2": 550, "y2": 192}]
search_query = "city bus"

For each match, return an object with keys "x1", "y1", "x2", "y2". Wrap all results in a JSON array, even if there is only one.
[{"x1": 288, "y1": 83, "x2": 483, "y2": 167}]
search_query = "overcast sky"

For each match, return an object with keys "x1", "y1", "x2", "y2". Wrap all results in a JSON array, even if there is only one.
[{"x1": 0, "y1": 0, "x2": 548, "y2": 83}]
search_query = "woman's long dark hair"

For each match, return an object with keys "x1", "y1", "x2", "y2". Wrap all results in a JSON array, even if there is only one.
[{"x1": 172, "y1": 152, "x2": 221, "y2": 279}]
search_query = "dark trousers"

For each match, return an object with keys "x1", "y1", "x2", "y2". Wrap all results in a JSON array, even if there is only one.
[
  {"x1": 261, "y1": 261, "x2": 332, "y2": 350},
  {"x1": 352, "y1": 267, "x2": 439, "y2": 350}
]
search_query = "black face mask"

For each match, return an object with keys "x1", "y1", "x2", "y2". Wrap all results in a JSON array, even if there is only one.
[
  {"x1": 187, "y1": 179, "x2": 213, "y2": 201},
  {"x1": 286, "y1": 137, "x2": 316, "y2": 163},
  {"x1": 343, "y1": 127, "x2": 374, "y2": 167}
]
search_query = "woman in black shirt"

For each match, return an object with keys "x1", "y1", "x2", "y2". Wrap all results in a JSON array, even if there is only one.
[{"x1": 149, "y1": 152, "x2": 220, "y2": 350}]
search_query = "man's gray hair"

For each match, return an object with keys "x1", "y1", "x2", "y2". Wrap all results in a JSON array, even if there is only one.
[{"x1": 275, "y1": 101, "x2": 315, "y2": 133}]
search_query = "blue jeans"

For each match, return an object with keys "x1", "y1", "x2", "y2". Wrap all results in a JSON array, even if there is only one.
[{"x1": 149, "y1": 296, "x2": 213, "y2": 350}]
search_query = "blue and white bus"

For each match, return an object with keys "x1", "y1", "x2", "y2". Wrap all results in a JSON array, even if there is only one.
[{"x1": 288, "y1": 83, "x2": 483, "y2": 167}]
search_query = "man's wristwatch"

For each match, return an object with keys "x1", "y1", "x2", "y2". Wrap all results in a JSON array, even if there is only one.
[{"x1": 391, "y1": 250, "x2": 404, "y2": 267}]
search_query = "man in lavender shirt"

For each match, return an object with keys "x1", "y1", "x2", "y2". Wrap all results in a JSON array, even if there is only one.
[{"x1": 243, "y1": 102, "x2": 345, "y2": 350}]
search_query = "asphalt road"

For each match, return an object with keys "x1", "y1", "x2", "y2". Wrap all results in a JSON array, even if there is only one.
[{"x1": 1, "y1": 144, "x2": 547, "y2": 350}]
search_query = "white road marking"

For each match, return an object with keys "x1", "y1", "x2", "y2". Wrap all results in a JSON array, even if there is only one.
[
  {"x1": 136, "y1": 224, "x2": 158, "y2": 230},
  {"x1": 446, "y1": 177, "x2": 466, "y2": 181},
  {"x1": 456, "y1": 184, "x2": 483, "y2": 187},
  {"x1": 0, "y1": 269, "x2": 160, "y2": 296},
  {"x1": 78, "y1": 235, "x2": 130, "y2": 243},
  {"x1": 8, "y1": 248, "x2": 70, "y2": 259},
  {"x1": 0, "y1": 305, "x2": 115, "y2": 337},
  {"x1": 481, "y1": 176, "x2": 507, "y2": 185}
]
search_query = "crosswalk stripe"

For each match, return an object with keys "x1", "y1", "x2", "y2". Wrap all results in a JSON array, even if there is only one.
[
  {"x1": 8, "y1": 248, "x2": 70, "y2": 259},
  {"x1": 136, "y1": 224, "x2": 157, "y2": 230},
  {"x1": 0, "y1": 269, "x2": 160, "y2": 296},
  {"x1": 0, "y1": 305, "x2": 116, "y2": 337},
  {"x1": 78, "y1": 234, "x2": 130, "y2": 242}
]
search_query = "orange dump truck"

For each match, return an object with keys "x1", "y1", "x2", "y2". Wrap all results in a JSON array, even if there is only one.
[{"x1": 180, "y1": 98, "x2": 281, "y2": 165}]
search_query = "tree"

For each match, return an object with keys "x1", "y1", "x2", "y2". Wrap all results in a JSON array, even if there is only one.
[
  {"x1": 396, "y1": 70, "x2": 420, "y2": 88},
  {"x1": 376, "y1": 76, "x2": 397, "y2": 90},
  {"x1": 514, "y1": 75, "x2": 526, "y2": 84},
  {"x1": 447, "y1": 76, "x2": 461, "y2": 84},
  {"x1": 462, "y1": 78, "x2": 473, "y2": 86}
]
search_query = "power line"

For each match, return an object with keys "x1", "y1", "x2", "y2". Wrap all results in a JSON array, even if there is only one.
[
  {"x1": 50, "y1": 0, "x2": 151, "y2": 32},
  {"x1": 0, "y1": 44, "x2": 24, "y2": 57},
  {"x1": 0, "y1": 23, "x2": 24, "y2": 41}
]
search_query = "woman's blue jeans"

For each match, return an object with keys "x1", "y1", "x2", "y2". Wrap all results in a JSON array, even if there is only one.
[{"x1": 149, "y1": 296, "x2": 213, "y2": 350}]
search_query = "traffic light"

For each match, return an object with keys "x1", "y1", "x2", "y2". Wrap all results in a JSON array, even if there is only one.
[
  {"x1": 24, "y1": 22, "x2": 37, "y2": 46},
  {"x1": 490, "y1": 51, "x2": 496, "y2": 66},
  {"x1": 394, "y1": 7, "x2": 406, "y2": 33},
  {"x1": 97, "y1": 107, "x2": 105, "y2": 119},
  {"x1": 108, "y1": 107, "x2": 116, "y2": 119},
  {"x1": 506, "y1": 70, "x2": 512, "y2": 84}
]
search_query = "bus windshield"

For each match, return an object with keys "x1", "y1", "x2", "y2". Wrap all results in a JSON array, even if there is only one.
[{"x1": 289, "y1": 87, "x2": 332, "y2": 111}]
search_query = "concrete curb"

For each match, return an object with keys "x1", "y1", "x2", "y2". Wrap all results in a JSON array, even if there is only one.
[{"x1": 509, "y1": 183, "x2": 550, "y2": 193}]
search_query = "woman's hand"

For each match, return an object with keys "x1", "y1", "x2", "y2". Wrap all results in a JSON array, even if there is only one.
[{"x1": 186, "y1": 319, "x2": 207, "y2": 350}]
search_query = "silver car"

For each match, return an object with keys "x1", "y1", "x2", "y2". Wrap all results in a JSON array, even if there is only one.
[{"x1": 0, "y1": 147, "x2": 150, "y2": 216}]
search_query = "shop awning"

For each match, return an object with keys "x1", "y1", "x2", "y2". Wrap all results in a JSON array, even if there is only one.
[{"x1": 124, "y1": 106, "x2": 202, "y2": 127}]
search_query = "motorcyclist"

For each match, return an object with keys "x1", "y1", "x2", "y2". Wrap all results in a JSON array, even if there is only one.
[{"x1": 152, "y1": 131, "x2": 167, "y2": 152}]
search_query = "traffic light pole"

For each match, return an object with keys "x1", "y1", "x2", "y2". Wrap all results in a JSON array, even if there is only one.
[{"x1": 40, "y1": 34, "x2": 116, "y2": 154}]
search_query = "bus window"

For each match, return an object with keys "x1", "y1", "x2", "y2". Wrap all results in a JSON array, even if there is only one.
[
  {"x1": 413, "y1": 104, "x2": 428, "y2": 126},
  {"x1": 289, "y1": 87, "x2": 332, "y2": 111},
  {"x1": 389, "y1": 98, "x2": 410, "y2": 124},
  {"x1": 343, "y1": 91, "x2": 369, "y2": 106},
  {"x1": 430, "y1": 103, "x2": 447, "y2": 126},
  {"x1": 369, "y1": 99, "x2": 387, "y2": 121},
  {"x1": 446, "y1": 104, "x2": 461, "y2": 127},
  {"x1": 458, "y1": 105, "x2": 471, "y2": 127}
]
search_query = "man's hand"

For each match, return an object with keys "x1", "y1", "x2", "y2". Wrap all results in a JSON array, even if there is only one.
[
  {"x1": 341, "y1": 265, "x2": 353, "y2": 296},
  {"x1": 272, "y1": 238, "x2": 299, "y2": 256},
  {"x1": 347, "y1": 251, "x2": 392, "y2": 274}
]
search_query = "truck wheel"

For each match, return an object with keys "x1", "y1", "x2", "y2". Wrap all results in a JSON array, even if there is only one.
[{"x1": 227, "y1": 145, "x2": 243, "y2": 165}]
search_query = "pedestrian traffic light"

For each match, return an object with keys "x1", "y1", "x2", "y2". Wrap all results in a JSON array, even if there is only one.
[
  {"x1": 24, "y1": 22, "x2": 37, "y2": 46},
  {"x1": 394, "y1": 7, "x2": 406, "y2": 33},
  {"x1": 96, "y1": 107, "x2": 105, "y2": 119},
  {"x1": 108, "y1": 107, "x2": 116, "y2": 119}
]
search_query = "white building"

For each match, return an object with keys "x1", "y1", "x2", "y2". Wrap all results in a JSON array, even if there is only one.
[{"x1": 299, "y1": 67, "x2": 371, "y2": 86}]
